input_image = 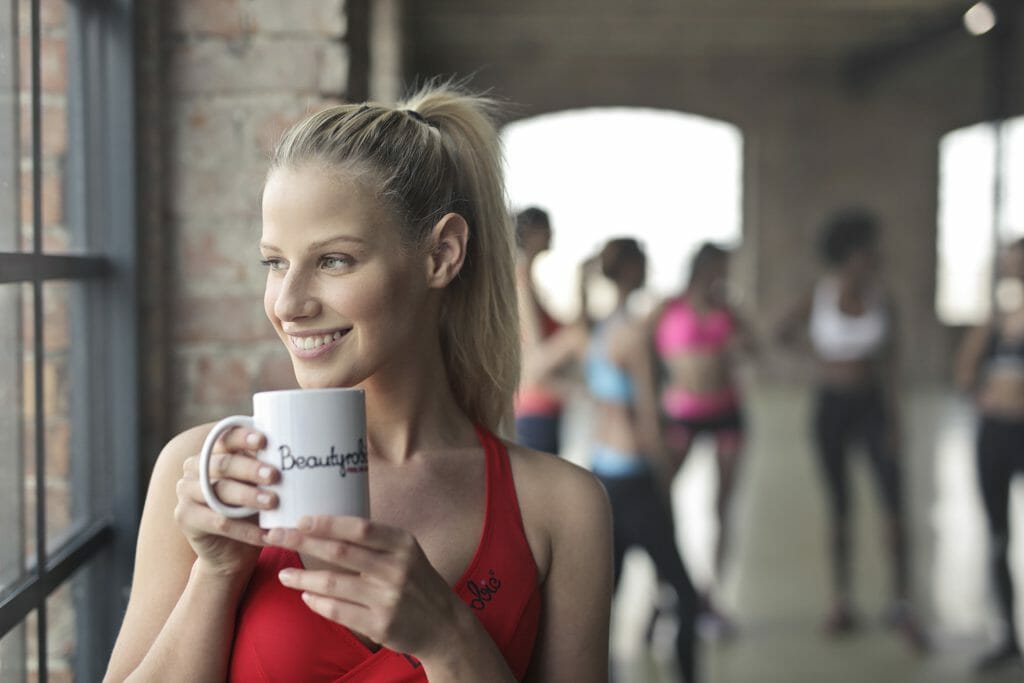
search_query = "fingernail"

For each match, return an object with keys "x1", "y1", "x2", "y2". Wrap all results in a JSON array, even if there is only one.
[
  {"x1": 278, "y1": 569, "x2": 295, "y2": 582},
  {"x1": 247, "y1": 433, "x2": 262, "y2": 448},
  {"x1": 256, "y1": 492, "x2": 273, "y2": 507},
  {"x1": 258, "y1": 466, "x2": 273, "y2": 482},
  {"x1": 215, "y1": 453, "x2": 228, "y2": 472},
  {"x1": 298, "y1": 516, "x2": 313, "y2": 531},
  {"x1": 265, "y1": 528, "x2": 285, "y2": 544}
]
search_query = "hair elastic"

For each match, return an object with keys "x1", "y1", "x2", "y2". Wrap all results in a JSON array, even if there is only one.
[{"x1": 404, "y1": 109, "x2": 438, "y2": 129}]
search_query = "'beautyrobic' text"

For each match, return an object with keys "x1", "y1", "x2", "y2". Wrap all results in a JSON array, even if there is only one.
[{"x1": 278, "y1": 439, "x2": 368, "y2": 477}]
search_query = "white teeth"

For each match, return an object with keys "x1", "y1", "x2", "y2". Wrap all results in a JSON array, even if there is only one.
[{"x1": 289, "y1": 330, "x2": 344, "y2": 352}]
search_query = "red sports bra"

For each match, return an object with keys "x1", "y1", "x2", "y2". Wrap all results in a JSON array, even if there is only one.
[{"x1": 228, "y1": 427, "x2": 542, "y2": 682}]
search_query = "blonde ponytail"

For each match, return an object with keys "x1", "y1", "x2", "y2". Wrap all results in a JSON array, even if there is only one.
[{"x1": 271, "y1": 81, "x2": 519, "y2": 434}]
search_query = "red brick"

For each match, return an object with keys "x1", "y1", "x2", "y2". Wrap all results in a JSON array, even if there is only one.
[
  {"x1": 42, "y1": 281, "x2": 70, "y2": 350},
  {"x1": 39, "y1": 0, "x2": 66, "y2": 33},
  {"x1": 178, "y1": 228, "x2": 251, "y2": 287},
  {"x1": 173, "y1": 0, "x2": 248, "y2": 38},
  {"x1": 19, "y1": 99, "x2": 68, "y2": 156},
  {"x1": 247, "y1": 0, "x2": 346, "y2": 37},
  {"x1": 252, "y1": 105, "x2": 309, "y2": 157},
  {"x1": 190, "y1": 354, "x2": 251, "y2": 405},
  {"x1": 173, "y1": 296, "x2": 275, "y2": 343},
  {"x1": 169, "y1": 161, "x2": 264, "y2": 219},
  {"x1": 42, "y1": 354, "x2": 69, "y2": 419},
  {"x1": 20, "y1": 36, "x2": 67, "y2": 94},
  {"x1": 20, "y1": 168, "x2": 63, "y2": 228},
  {"x1": 256, "y1": 352, "x2": 299, "y2": 392},
  {"x1": 170, "y1": 38, "x2": 328, "y2": 96}
]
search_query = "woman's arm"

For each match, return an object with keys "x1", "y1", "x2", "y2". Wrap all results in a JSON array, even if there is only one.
[
  {"x1": 616, "y1": 320, "x2": 667, "y2": 466},
  {"x1": 775, "y1": 290, "x2": 813, "y2": 350},
  {"x1": 521, "y1": 455, "x2": 613, "y2": 682},
  {"x1": 954, "y1": 323, "x2": 992, "y2": 393},
  {"x1": 105, "y1": 425, "x2": 272, "y2": 682}
]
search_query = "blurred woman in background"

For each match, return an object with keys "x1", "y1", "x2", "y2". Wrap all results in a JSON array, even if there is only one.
[
  {"x1": 585, "y1": 238, "x2": 699, "y2": 682},
  {"x1": 955, "y1": 237, "x2": 1024, "y2": 672},
  {"x1": 653, "y1": 243, "x2": 755, "y2": 637},
  {"x1": 777, "y1": 209, "x2": 925, "y2": 651},
  {"x1": 514, "y1": 207, "x2": 582, "y2": 456}
]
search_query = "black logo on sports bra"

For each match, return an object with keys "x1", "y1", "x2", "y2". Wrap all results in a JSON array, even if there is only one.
[
  {"x1": 402, "y1": 653, "x2": 421, "y2": 669},
  {"x1": 468, "y1": 570, "x2": 502, "y2": 611}
]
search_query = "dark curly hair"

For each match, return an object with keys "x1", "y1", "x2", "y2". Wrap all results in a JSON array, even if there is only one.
[
  {"x1": 818, "y1": 208, "x2": 879, "y2": 266},
  {"x1": 515, "y1": 207, "x2": 550, "y2": 248},
  {"x1": 600, "y1": 238, "x2": 644, "y2": 281}
]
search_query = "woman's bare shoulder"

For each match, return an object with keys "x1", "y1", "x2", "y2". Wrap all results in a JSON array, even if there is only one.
[
  {"x1": 504, "y1": 440, "x2": 605, "y2": 502},
  {"x1": 149, "y1": 423, "x2": 218, "y2": 484},
  {"x1": 503, "y1": 440, "x2": 611, "y2": 575}
]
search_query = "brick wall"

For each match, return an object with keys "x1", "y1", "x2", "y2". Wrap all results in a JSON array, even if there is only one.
[{"x1": 139, "y1": 0, "x2": 354, "y2": 449}]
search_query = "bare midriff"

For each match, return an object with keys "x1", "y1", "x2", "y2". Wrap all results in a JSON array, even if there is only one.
[
  {"x1": 662, "y1": 350, "x2": 733, "y2": 396},
  {"x1": 818, "y1": 357, "x2": 882, "y2": 389},
  {"x1": 978, "y1": 371, "x2": 1024, "y2": 419},
  {"x1": 592, "y1": 401, "x2": 640, "y2": 456}
]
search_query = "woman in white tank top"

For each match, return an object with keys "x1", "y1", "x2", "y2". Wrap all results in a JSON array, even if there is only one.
[{"x1": 777, "y1": 208, "x2": 926, "y2": 651}]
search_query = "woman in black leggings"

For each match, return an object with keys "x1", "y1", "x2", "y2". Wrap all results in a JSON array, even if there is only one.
[
  {"x1": 583, "y1": 239, "x2": 699, "y2": 682},
  {"x1": 778, "y1": 209, "x2": 925, "y2": 650},
  {"x1": 955, "y1": 237, "x2": 1024, "y2": 672}
]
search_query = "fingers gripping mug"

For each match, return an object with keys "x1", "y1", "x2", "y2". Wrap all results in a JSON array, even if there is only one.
[{"x1": 199, "y1": 388, "x2": 370, "y2": 528}]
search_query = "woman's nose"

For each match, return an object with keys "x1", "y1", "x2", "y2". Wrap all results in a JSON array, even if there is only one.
[{"x1": 273, "y1": 270, "x2": 320, "y2": 321}]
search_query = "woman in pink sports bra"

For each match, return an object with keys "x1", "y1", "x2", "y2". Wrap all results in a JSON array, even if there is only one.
[
  {"x1": 652, "y1": 243, "x2": 755, "y2": 637},
  {"x1": 104, "y1": 84, "x2": 613, "y2": 682}
]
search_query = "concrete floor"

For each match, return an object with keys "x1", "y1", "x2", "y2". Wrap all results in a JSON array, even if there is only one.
[{"x1": 564, "y1": 384, "x2": 1024, "y2": 683}]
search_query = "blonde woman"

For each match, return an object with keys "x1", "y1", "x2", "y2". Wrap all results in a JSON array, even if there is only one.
[{"x1": 104, "y1": 84, "x2": 612, "y2": 682}]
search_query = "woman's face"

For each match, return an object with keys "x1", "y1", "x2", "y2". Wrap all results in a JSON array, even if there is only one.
[
  {"x1": 623, "y1": 252, "x2": 646, "y2": 291},
  {"x1": 522, "y1": 222, "x2": 551, "y2": 256},
  {"x1": 841, "y1": 243, "x2": 878, "y2": 284},
  {"x1": 260, "y1": 165, "x2": 433, "y2": 389}
]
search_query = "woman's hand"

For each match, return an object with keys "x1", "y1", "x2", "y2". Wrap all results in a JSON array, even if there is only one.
[
  {"x1": 174, "y1": 427, "x2": 279, "y2": 577},
  {"x1": 265, "y1": 516, "x2": 462, "y2": 660}
]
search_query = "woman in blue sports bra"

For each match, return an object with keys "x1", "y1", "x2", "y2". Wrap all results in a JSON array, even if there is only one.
[{"x1": 585, "y1": 238, "x2": 699, "y2": 683}]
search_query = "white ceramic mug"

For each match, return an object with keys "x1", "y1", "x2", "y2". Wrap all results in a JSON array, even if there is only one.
[{"x1": 199, "y1": 388, "x2": 369, "y2": 528}]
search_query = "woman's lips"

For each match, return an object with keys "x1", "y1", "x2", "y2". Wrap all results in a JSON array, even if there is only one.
[{"x1": 287, "y1": 328, "x2": 350, "y2": 359}]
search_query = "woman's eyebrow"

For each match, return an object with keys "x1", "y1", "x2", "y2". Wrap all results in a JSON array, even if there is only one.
[{"x1": 259, "y1": 234, "x2": 368, "y2": 252}]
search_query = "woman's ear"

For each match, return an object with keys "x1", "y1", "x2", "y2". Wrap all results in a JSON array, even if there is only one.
[{"x1": 426, "y1": 212, "x2": 469, "y2": 289}]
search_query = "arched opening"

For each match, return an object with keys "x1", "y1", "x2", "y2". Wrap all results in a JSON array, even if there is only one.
[
  {"x1": 503, "y1": 107, "x2": 744, "y2": 319},
  {"x1": 936, "y1": 117, "x2": 1024, "y2": 326}
]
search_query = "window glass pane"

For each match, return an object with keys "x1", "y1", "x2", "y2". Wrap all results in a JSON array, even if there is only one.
[
  {"x1": 0, "y1": 282, "x2": 28, "y2": 591},
  {"x1": 16, "y1": 0, "x2": 30, "y2": 252},
  {"x1": 47, "y1": 577, "x2": 75, "y2": 682},
  {"x1": 1, "y1": 0, "x2": 19, "y2": 252},
  {"x1": 22, "y1": 281, "x2": 97, "y2": 559},
  {"x1": 0, "y1": 614, "x2": 28, "y2": 683},
  {"x1": 38, "y1": 0, "x2": 72, "y2": 254},
  {"x1": 15, "y1": 0, "x2": 75, "y2": 254}
]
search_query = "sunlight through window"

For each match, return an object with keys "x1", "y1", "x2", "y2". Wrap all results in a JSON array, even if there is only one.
[{"x1": 503, "y1": 108, "x2": 743, "y2": 320}]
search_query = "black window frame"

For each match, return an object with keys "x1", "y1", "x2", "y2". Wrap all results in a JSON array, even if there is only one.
[{"x1": 0, "y1": 0, "x2": 138, "y2": 681}]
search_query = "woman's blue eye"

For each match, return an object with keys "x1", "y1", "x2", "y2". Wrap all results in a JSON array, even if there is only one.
[
  {"x1": 259, "y1": 258, "x2": 286, "y2": 271},
  {"x1": 321, "y1": 255, "x2": 353, "y2": 270}
]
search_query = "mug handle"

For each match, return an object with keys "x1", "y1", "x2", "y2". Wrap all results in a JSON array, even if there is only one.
[{"x1": 199, "y1": 415, "x2": 260, "y2": 519}]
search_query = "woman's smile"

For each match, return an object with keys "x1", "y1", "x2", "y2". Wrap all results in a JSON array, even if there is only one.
[{"x1": 286, "y1": 328, "x2": 351, "y2": 359}]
